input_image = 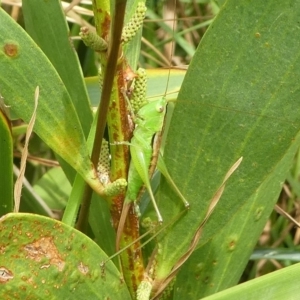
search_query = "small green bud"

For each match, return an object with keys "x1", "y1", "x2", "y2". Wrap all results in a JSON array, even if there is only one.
[
  {"x1": 97, "y1": 139, "x2": 110, "y2": 185},
  {"x1": 136, "y1": 279, "x2": 152, "y2": 300},
  {"x1": 103, "y1": 178, "x2": 127, "y2": 197},
  {"x1": 122, "y1": 2, "x2": 147, "y2": 44},
  {"x1": 130, "y1": 68, "x2": 147, "y2": 113},
  {"x1": 80, "y1": 27, "x2": 108, "y2": 51}
]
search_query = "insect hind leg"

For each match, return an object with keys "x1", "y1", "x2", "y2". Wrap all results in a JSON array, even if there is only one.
[{"x1": 157, "y1": 153, "x2": 190, "y2": 209}]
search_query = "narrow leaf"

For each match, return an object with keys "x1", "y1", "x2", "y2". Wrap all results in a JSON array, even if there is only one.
[
  {"x1": 201, "y1": 262, "x2": 300, "y2": 300},
  {"x1": 0, "y1": 94, "x2": 13, "y2": 216},
  {"x1": 22, "y1": 0, "x2": 93, "y2": 136}
]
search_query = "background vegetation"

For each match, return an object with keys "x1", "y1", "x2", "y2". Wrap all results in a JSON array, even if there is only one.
[{"x1": 1, "y1": 0, "x2": 300, "y2": 299}]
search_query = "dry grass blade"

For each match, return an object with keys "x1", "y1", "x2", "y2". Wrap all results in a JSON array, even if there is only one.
[
  {"x1": 12, "y1": 165, "x2": 56, "y2": 218},
  {"x1": 1, "y1": 0, "x2": 21, "y2": 8},
  {"x1": 152, "y1": 156, "x2": 243, "y2": 299},
  {"x1": 162, "y1": 0, "x2": 177, "y2": 63},
  {"x1": 14, "y1": 87, "x2": 39, "y2": 212},
  {"x1": 64, "y1": 0, "x2": 83, "y2": 13},
  {"x1": 2, "y1": 0, "x2": 94, "y2": 27},
  {"x1": 223, "y1": 156, "x2": 243, "y2": 182},
  {"x1": 66, "y1": 10, "x2": 94, "y2": 29},
  {"x1": 274, "y1": 204, "x2": 300, "y2": 228}
]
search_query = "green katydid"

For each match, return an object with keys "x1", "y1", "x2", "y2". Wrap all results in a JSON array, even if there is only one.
[
  {"x1": 115, "y1": 2, "x2": 190, "y2": 251},
  {"x1": 116, "y1": 71, "x2": 190, "y2": 249}
]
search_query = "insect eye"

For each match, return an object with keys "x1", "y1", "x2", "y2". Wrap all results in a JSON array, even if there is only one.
[{"x1": 156, "y1": 104, "x2": 164, "y2": 113}]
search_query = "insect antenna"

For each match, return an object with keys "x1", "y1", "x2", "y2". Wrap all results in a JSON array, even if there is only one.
[
  {"x1": 163, "y1": 0, "x2": 177, "y2": 98},
  {"x1": 101, "y1": 207, "x2": 187, "y2": 266}
]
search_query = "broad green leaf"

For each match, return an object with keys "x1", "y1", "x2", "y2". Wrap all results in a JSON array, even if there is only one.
[
  {"x1": 0, "y1": 213, "x2": 130, "y2": 299},
  {"x1": 85, "y1": 69, "x2": 186, "y2": 108},
  {"x1": 201, "y1": 262, "x2": 300, "y2": 300},
  {"x1": 0, "y1": 9, "x2": 103, "y2": 194},
  {"x1": 22, "y1": 0, "x2": 93, "y2": 137},
  {"x1": 22, "y1": 0, "x2": 94, "y2": 184},
  {"x1": 146, "y1": 69, "x2": 186, "y2": 100},
  {"x1": 151, "y1": 0, "x2": 300, "y2": 293},
  {"x1": 0, "y1": 98, "x2": 13, "y2": 216},
  {"x1": 174, "y1": 137, "x2": 298, "y2": 298}
]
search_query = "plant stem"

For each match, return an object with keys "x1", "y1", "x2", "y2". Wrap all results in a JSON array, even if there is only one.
[
  {"x1": 76, "y1": 0, "x2": 128, "y2": 233},
  {"x1": 91, "y1": 0, "x2": 127, "y2": 166},
  {"x1": 75, "y1": 185, "x2": 93, "y2": 232}
]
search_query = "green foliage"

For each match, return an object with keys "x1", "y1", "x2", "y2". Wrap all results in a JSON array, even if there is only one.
[
  {"x1": 0, "y1": 9, "x2": 102, "y2": 193},
  {"x1": 1, "y1": 0, "x2": 300, "y2": 299},
  {"x1": 0, "y1": 98, "x2": 13, "y2": 215},
  {"x1": 202, "y1": 262, "x2": 300, "y2": 300},
  {"x1": 156, "y1": 1, "x2": 300, "y2": 297},
  {"x1": 0, "y1": 213, "x2": 130, "y2": 299}
]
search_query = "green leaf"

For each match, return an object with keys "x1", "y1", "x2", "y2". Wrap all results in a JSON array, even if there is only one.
[
  {"x1": 0, "y1": 98, "x2": 13, "y2": 216},
  {"x1": 152, "y1": 0, "x2": 300, "y2": 293},
  {"x1": 89, "y1": 194, "x2": 117, "y2": 260},
  {"x1": 33, "y1": 167, "x2": 71, "y2": 210},
  {"x1": 174, "y1": 140, "x2": 297, "y2": 298},
  {"x1": 22, "y1": 0, "x2": 93, "y2": 137},
  {"x1": 146, "y1": 69, "x2": 186, "y2": 100},
  {"x1": 0, "y1": 9, "x2": 103, "y2": 194},
  {"x1": 251, "y1": 248, "x2": 300, "y2": 262},
  {"x1": 0, "y1": 213, "x2": 130, "y2": 299},
  {"x1": 201, "y1": 262, "x2": 300, "y2": 300},
  {"x1": 85, "y1": 69, "x2": 186, "y2": 108},
  {"x1": 22, "y1": 0, "x2": 94, "y2": 184},
  {"x1": 17, "y1": 172, "x2": 55, "y2": 217}
]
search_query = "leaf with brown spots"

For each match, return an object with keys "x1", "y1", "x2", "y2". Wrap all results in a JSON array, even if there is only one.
[{"x1": 0, "y1": 213, "x2": 130, "y2": 299}]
